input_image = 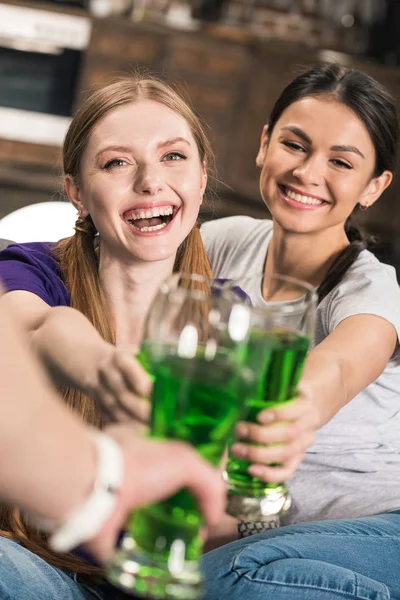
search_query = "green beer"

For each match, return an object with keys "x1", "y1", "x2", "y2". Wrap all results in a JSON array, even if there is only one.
[
  {"x1": 226, "y1": 327, "x2": 310, "y2": 496},
  {"x1": 109, "y1": 341, "x2": 251, "y2": 599}
]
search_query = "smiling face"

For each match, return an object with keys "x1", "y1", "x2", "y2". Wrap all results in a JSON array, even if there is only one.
[
  {"x1": 66, "y1": 99, "x2": 207, "y2": 263},
  {"x1": 256, "y1": 96, "x2": 392, "y2": 236}
]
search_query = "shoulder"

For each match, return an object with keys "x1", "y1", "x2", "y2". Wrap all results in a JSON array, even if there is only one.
[
  {"x1": 0, "y1": 241, "x2": 69, "y2": 306},
  {"x1": 320, "y1": 249, "x2": 400, "y2": 337},
  {"x1": 0, "y1": 241, "x2": 60, "y2": 274},
  {"x1": 201, "y1": 216, "x2": 272, "y2": 245},
  {"x1": 200, "y1": 216, "x2": 272, "y2": 260},
  {"x1": 200, "y1": 216, "x2": 272, "y2": 279},
  {"x1": 334, "y1": 249, "x2": 399, "y2": 294},
  {"x1": 0, "y1": 241, "x2": 55, "y2": 261}
]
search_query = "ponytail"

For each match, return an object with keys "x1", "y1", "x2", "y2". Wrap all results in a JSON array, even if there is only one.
[
  {"x1": 317, "y1": 211, "x2": 375, "y2": 303},
  {"x1": 174, "y1": 220, "x2": 212, "y2": 281},
  {"x1": 53, "y1": 213, "x2": 114, "y2": 428}
]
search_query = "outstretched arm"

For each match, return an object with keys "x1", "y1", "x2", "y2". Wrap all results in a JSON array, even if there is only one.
[
  {"x1": 0, "y1": 290, "x2": 151, "y2": 422},
  {"x1": 0, "y1": 294, "x2": 225, "y2": 562},
  {"x1": 0, "y1": 293, "x2": 98, "y2": 521},
  {"x1": 300, "y1": 313, "x2": 397, "y2": 425}
]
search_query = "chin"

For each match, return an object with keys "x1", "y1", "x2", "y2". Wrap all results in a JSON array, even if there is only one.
[{"x1": 135, "y1": 247, "x2": 177, "y2": 263}]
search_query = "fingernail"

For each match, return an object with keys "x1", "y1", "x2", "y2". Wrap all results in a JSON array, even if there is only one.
[
  {"x1": 236, "y1": 423, "x2": 249, "y2": 438},
  {"x1": 232, "y1": 443, "x2": 248, "y2": 458},
  {"x1": 258, "y1": 411, "x2": 275, "y2": 424}
]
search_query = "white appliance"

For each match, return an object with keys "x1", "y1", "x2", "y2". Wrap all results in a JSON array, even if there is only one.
[{"x1": 0, "y1": 3, "x2": 92, "y2": 146}]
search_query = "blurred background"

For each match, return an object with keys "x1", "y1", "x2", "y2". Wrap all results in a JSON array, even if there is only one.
[{"x1": 1, "y1": 0, "x2": 400, "y2": 272}]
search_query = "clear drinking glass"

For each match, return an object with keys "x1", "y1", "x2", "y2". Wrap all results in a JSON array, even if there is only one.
[
  {"x1": 106, "y1": 273, "x2": 254, "y2": 600},
  {"x1": 224, "y1": 273, "x2": 317, "y2": 522}
]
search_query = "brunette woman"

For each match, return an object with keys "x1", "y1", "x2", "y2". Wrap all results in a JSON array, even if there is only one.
[{"x1": 201, "y1": 63, "x2": 400, "y2": 600}]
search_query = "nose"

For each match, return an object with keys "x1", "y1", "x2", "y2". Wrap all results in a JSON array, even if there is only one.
[
  {"x1": 292, "y1": 154, "x2": 325, "y2": 186},
  {"x1": 133, "y1": 163, "x2": 164, "y2": 195}
]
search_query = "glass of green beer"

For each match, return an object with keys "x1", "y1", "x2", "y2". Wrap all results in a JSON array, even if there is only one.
[
  {"x1": 224, "y1": 273, "x2": 316, "y2": 523},
  {"x1": 106, "y1": 273, "x2": 253, "y2": 600}
]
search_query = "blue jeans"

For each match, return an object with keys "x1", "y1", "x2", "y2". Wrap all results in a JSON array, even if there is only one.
[
  {"x1": 202, "y1": 512, "x2": 400, "y2": 600},
  {"x1": 0, "y1": 537, "x2": 130, "y2": 600}
]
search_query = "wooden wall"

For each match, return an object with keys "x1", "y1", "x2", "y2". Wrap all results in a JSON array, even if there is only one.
[{"x1": 2, "y1": 14, "x2": 400, "y2": 254}]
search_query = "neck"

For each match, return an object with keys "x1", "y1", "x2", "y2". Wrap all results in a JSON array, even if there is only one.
[
  {"x1": 98, "y1": 244, "x2": 176, "y2": 349},
  {"x1": 265, "y1": 222, "x2": 350, "y2": 288}
]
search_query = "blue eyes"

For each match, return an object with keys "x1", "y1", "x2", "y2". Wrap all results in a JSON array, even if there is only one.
[
  {"x1": 103, "y1": 152, "x2": 187, "y2": 170},
  {"x1": 104, "y1": 158, "x2": 126, "y2": 169},
  {"x1": 163, "y1": 152, "x2": 186, "y2": 161}
]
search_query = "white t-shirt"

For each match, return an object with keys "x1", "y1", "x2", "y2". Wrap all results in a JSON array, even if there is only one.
[{"x1": 201, "y1": 215, "x2": 400, "y2": 524}]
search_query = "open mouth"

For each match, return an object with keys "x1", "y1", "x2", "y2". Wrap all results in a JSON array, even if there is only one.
[
  {"x1": 123, "y1": 205, "x2": 179, "y2": 233},
  {"x1": 279, "y1": 184, "x2": 328, "y2": 207}
]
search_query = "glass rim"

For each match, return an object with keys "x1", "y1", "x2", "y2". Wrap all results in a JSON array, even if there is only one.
[
  {"x1": 159, "y1": 272, "x2": 248, "y2": 303},
  {"x1": 159, "y1": 273, "x2": 211, "y2": 299}
]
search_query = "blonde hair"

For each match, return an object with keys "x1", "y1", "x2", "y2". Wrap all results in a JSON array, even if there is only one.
[{"x1": 0, "y1": 75, "x2": 213, "y2": 575}]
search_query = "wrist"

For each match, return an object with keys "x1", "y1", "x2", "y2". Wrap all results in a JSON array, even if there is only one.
[
  {"x1": 31, "y1": 431, "x2": 124, "y2": 553},
  {"x1": 83, "y1": 343, "x2": 116, "y2": 397}
]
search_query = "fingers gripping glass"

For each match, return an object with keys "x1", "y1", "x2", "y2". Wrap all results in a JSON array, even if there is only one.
[
  {"x1": 106, "y1": 273, "x2": 253, "y2": 600},
  {"x1": 224, "y1": 273, "x2": 316, "y2": 522}
]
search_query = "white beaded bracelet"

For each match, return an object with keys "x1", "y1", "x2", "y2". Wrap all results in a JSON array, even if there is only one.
[{"x1": 33, "y1": 431, "x2": 124, "y2": 553}]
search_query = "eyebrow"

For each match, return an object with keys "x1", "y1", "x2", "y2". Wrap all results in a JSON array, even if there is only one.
[
  {"x1": 95, "y1": 137, "x2": 191, "y2": 160},
  {"x1": 330, "y1": 144, "x2": 365, "y2": 159},
  {"x1": 281, "y1": 126, "x2": 312, "y2": 145},
  {"x1": 281, "y1": 126, "x2": 365, "y2": 159},
  {"x1": 157, "y1": 137, "x2": 191, "y2": 149},
  {"x1": 95, "y1": 145, "x2": 132, "y2": 160}
]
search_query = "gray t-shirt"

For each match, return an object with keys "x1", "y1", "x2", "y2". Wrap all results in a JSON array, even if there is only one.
[{"x1": 201, "y1": 215, "x2": 400, "y2": 524}]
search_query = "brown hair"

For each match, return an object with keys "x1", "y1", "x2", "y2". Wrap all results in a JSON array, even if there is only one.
[
  {"x1": 0, "y1": 75, "x2": 213, "y2": 574},
  {"x1": 266, "y1": 63, "x2": 398, "y2": 303}
]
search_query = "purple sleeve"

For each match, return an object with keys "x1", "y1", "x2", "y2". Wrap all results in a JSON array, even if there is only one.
[{"x1": 0, "y1": 242, "x2": 70, "y2": 307}]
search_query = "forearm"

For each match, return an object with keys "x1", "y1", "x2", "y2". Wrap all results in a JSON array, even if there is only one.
[
  {"x1": 0, "y1": 312, "x2": 96, "y2": 521},
  {"x1": 30, "y1": 306, "x2": 114, "y2": 394},
  {"x1": 300, "y1": 347, "x2": 348, "y2": 427}
]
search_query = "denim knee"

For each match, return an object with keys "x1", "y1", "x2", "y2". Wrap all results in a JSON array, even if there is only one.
[
  {"x1": 0, "y1": 536, "x2": 90, "y2": 600},
  {"x1": 201, "y1": 518, "x2": 399, "y2": 600}
]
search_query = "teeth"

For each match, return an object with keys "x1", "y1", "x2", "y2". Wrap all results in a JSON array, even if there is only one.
[
  {"x1": 130, "y1": 222, "x2": 167, "y2": 232},
  {"x1": 129, "y1": 206, "x2": 174, "y2": 220},
  {"x1": 285, "y1": 188, "x2": 323, "y2": 206}
]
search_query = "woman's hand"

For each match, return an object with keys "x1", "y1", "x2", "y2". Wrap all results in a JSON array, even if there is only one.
[
  {"x1": 89, "y1": 347, "x2": 152, "y2": 425},
  {"x1": 85, "y1": 425, "x2": 226, "y2": 563},
  {"x1": 230, "y1": 386, "x2": 320, "y2": 483}
]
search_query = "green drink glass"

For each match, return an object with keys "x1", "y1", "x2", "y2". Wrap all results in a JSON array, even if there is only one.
[
  {"x1": 224, "y1": 274, "x2": 316, "y2": 522},
  {"x1": 106, "y1": 273, "x2": 253, "y2": 600}
]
